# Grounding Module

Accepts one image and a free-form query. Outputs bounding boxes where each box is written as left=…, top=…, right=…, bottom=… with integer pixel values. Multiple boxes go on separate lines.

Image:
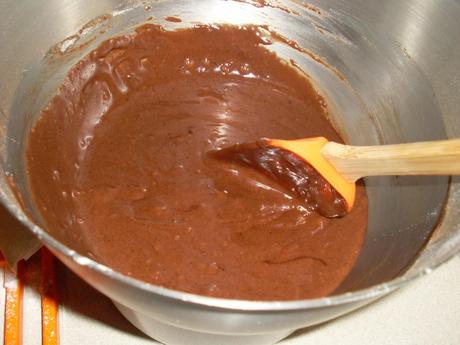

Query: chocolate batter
left=27, top=24, right=367, bottom=300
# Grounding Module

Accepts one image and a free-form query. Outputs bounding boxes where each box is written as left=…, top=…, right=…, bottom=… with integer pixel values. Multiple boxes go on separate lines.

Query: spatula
left=209, top=137, right=460, bottom=217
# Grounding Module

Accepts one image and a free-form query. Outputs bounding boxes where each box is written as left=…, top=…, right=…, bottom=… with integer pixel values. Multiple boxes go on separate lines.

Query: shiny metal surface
left=1, top=0, right=460, bottom=344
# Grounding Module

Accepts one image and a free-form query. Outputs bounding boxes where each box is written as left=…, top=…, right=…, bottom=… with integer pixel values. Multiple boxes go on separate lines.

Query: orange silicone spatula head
left=208, top=136, right=356, bottom=217
left=267, top=137, right=356, bottom=212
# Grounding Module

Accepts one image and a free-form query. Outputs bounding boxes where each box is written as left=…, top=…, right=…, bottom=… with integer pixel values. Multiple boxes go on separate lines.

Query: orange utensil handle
left=41, top=248, right=59, bottom=345
left=4, top=262, right=24, bottom=345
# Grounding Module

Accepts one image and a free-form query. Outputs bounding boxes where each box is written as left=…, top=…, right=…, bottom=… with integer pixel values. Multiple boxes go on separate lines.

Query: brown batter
left=27, top=24, right=367, bottom=300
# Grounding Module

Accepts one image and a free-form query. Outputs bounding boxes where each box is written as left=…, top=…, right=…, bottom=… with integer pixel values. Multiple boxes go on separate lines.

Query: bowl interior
left=1, top=0, right=459, bottom=300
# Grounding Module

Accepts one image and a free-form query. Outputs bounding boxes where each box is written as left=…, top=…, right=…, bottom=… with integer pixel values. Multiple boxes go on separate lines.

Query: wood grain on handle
left=321, top=139, right=460, bottom=182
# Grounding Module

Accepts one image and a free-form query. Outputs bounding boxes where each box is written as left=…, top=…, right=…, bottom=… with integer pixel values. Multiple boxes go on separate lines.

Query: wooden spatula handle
left=321, top=139, right=460, bottom=182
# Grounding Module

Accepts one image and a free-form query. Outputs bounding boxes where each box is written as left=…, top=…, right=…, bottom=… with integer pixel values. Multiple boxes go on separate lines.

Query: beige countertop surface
left=3, top=254, right=459, bottom=345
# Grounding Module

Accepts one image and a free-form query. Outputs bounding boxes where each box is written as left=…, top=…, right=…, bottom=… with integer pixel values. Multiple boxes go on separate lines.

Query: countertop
left=2, top=253, right=460, bottom=345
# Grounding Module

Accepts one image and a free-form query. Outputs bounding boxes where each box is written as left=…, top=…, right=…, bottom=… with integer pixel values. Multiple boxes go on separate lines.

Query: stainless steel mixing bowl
left=1, top=1, right=460, bottom=344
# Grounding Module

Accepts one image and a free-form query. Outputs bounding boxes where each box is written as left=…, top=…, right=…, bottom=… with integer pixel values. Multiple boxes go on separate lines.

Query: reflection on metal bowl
left=0, top=1, right=459, bottom=344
